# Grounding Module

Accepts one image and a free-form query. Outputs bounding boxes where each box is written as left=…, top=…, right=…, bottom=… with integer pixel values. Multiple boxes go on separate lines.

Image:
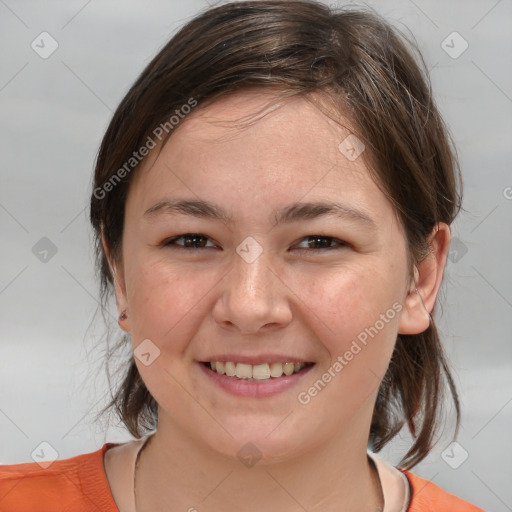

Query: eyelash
left=162, top=233, right=350, bottom=252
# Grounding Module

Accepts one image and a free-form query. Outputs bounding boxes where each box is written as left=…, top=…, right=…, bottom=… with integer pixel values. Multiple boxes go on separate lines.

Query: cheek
left=125, top=258, right=221, bottom=353
left=296, top=264, right=402, bottom=375
left=293, top=270, right=402, bottom=422
left=125, top=262, right=220, bottom=405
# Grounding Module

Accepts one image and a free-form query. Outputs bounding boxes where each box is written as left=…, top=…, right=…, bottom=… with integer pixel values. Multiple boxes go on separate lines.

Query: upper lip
left=200, top=354, right=314, bottom=365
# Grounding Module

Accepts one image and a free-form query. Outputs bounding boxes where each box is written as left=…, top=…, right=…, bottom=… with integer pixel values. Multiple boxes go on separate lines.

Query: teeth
left=235, top=363, right=252, bottom=379
left=225, top=361, right=236, bottom=377
left=269, top=362, right=283, bottom=378
left=208, top=361, right=308, bottom=379
left=216, top=361, right=226, bottom=375
left=283, top=362, right=294, bottom=376
left=253, top=364, right=271, bottom=380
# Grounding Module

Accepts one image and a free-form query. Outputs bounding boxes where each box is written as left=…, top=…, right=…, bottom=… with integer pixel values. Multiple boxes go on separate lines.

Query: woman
left=0, top=1, right=485, bottom=510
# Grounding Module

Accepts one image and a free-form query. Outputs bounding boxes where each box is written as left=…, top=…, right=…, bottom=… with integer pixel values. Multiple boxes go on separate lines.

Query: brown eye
left=165, top=233, right=215, bottom=249
left=295, top=235, right=349, bottom=251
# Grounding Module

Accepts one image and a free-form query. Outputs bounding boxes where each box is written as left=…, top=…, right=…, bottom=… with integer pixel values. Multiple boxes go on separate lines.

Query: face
left=114, top=90, right=419, bottom=462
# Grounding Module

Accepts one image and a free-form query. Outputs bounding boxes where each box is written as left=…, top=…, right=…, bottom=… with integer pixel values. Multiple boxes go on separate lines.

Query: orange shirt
left=0, top=444, right=485, bottom=512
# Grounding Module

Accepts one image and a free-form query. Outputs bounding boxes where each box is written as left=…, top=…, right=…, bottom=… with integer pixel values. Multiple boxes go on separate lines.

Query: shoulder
left=0, top=444, right=119, bottom=512
left=402, top=469, right=486, bottom=512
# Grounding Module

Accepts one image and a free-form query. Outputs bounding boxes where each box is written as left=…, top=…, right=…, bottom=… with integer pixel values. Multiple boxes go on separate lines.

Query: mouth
left=198, top=360, right=315, bottom=398
left=202, top=361, right=314, bottom=380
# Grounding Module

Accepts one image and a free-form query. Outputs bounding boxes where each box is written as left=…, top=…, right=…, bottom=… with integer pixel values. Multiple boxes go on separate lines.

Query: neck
left=135, top=411, right=383, bottom=512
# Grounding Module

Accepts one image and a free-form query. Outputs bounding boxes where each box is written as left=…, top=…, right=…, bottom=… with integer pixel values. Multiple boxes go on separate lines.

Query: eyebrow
left=143, top=198, right=378, bottom=230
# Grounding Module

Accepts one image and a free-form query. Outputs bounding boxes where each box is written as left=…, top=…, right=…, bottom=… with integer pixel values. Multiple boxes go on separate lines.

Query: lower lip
left=198, top=363, right=315, bottom=398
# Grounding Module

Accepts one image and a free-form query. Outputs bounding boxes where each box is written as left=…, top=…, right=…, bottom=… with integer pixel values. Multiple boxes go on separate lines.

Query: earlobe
left=101, top=230, right=130, bottom=332
left=398, top=279, right=433, bottom=335
left=111, top=262, right=131, bottom=333
left=398, top=223, right=451, bottom=335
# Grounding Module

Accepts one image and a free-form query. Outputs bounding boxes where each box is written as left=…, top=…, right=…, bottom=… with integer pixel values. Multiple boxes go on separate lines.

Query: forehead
left=173, top=90, right=357, bottom=161
left=128, top=89, right=400, bottom=232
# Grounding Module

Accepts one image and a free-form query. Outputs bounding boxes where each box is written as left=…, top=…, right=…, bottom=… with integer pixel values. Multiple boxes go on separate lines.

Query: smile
left=199, top=357, right=315, bottom=397
left=206, top=361, right=312, bottom=380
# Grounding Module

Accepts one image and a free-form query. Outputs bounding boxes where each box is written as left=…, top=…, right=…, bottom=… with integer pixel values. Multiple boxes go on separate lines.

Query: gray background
left=1, top=1, right=511, bottom=510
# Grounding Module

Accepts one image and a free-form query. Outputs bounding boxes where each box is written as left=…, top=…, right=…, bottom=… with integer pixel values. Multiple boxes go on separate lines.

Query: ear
left=398, top=222, right=451, bottom=335
left=101, top=230, right=130, bottom=332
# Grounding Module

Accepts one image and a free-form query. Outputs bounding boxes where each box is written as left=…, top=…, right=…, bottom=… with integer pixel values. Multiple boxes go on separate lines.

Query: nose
left=212, top=248, right=293, bottom=335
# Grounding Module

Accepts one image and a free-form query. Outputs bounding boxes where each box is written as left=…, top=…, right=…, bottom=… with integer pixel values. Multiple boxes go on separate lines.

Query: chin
left=196, top=417, right=314, bottom=466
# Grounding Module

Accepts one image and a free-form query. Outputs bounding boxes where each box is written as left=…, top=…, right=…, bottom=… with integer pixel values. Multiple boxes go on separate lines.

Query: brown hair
left=90, top=0, right=462, bottom=468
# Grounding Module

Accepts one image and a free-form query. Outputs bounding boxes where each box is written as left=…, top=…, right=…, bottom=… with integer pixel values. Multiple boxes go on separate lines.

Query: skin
left=104, top=90, right=450, bottom=512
